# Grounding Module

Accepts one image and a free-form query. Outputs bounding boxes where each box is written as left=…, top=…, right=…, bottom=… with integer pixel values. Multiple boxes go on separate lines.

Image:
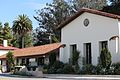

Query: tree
left=33, top=28, right=50, bottom=46
left=70, top=0, right=107, bottom=12
left=72, top=50, right=80, bottom=65
left=34, top=0, right=107, bottom=45
left=0, top=22, right=13, bottom=45
left=102, top=0, right=120, bottom=15
left=12, top=14, right=32, bottom=48
left=49, top=52, right=56, bottom=65
left=0, top=22, right=3, bottom=44
left=34, top=0, right=72, bottom=45
left=6, top=51, right=15, bottom=72
left=109, top=0, right=120, bottom=5
left=2, top=22, right=12, bottom=45
left=100, top=48, right=111, bottom=69
left=24, top=33, right=33, bottom=47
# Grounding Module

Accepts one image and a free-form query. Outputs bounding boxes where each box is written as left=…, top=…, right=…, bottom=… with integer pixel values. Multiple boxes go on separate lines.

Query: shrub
left=48, top=61, right=64, bottom=74
left=72, top=50, right=80, bottom=65
left=100, top=48, right=111, bottom=69
left=81, top=64, right=96, bottom=74
left=74, top=64, right=80, bottom=74
left=49, top=52, right=56, bottom=65
left=6, top=51, right=15, bottom=72
left=43, top=64, right=49, bottom=69
left=51, top=61, right=64, bottom=69
left=111, top=63, right=120, bottom=75
left=63, top=64, right=74, bottom=74
left=42, top=69, right=48, bottom=74
left=95, top=64, right=103, bottom=74
left=105, top=66, right=115, bottom=75
left=48, top=67, right=56, bottom=74
left=56, top=68, right=63, bottom=74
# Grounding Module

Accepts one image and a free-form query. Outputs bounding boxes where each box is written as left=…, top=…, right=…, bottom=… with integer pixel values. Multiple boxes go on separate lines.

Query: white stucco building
left=0, top=40, right=18, bottom=72
left=58, top=8, right=120, bottom=66
left=0, top=43, right=63, bottom=72
left=0, top=40, right=18, bottom=56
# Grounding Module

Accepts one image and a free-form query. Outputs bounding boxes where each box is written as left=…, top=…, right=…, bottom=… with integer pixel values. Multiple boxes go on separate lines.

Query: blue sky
left=0, top=0, right=52, bottom=29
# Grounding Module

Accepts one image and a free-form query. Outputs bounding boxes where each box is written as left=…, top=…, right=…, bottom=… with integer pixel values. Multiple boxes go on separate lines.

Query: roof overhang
left=57, top=8, right=120, bottom=29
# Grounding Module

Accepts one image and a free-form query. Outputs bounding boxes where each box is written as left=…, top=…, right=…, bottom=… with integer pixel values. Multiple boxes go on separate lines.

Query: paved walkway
left=1, top=73, right=120, bottom=80
left=45, top=74, right=120, bottom=80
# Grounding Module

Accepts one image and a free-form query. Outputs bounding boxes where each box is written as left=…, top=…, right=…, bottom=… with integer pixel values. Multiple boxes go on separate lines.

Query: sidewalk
left=1, top=73, right=120, bottom=80
left=44, top=74, right=120, bottom=80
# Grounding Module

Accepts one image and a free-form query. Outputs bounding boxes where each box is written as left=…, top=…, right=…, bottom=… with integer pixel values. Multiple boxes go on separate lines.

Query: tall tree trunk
left=22, top=36, right=24, bottom=48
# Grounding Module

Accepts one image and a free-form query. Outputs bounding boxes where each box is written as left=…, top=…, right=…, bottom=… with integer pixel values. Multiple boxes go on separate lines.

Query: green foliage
left=24, top=33, right=33, bottom=48
left=49, top=53, right=56, bottom=65
left=6, top=51, right=15, bottom=72
left=111, top=63, right=120, bottom=75
left=62, top=64, right=75, bottom=74
left=33, top=29, right=51, bottom=46
left=12, top=14, right=32, bottom=48
left=3, top=22, right=13, bottom=45
left=34, top=0, right=70, bottom=45
left=51, top=61, right=64, bottom=69
left=47, top=61, right=64, bottom=74
left=100, top=48, right=111, bottom=69
left=0, top=22, right=13, bottom=45
left=0, top=22, right=3, bottom=44
left=71, top=0, right=107, bottom=11
left=72, top=50, right=80, bottom=65
left=81, top=64, right=96, bottom=74
left=102, top=0, right=120, bottom=15
left=45, top=60, right=75, bottom=74
left=34, top=0, right=106, bottom=45
left=74, top=64, right=80, bottom=74
left=11, top=33, right=33, bottom=48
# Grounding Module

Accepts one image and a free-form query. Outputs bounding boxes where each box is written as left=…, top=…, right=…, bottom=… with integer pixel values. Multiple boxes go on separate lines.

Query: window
left=84, top=43, right=92, bottom=64
left=26, top=58, right=29, bottom=65
left=37, top=57, right=44, bottom=66
left=99, top=41, right=108, bottom=53
left=21, top=58, right=25, bottom=66
left=84, top=18, right=89, bottom=27
left=70, top=44, right=77, bottom=64
left=101, top=41, right=108, bottom=49
left=70, top=44, right=77, bottom=54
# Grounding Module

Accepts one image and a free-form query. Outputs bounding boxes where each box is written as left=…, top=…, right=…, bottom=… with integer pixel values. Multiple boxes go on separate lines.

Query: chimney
left=3, top=40, right=7, bottom=47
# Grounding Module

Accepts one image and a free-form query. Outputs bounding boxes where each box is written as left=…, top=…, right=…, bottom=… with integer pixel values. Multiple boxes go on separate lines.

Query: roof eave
left=57, top=8, right=120, bottom=29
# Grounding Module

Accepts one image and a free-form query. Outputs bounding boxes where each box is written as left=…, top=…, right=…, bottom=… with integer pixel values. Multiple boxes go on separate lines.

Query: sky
left=0, top=0, right=52, bottom=29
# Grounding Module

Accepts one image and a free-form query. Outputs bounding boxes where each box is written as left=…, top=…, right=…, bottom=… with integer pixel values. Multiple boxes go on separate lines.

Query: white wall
left=0, top=50, right=14, bottom=72
left=111, top=21, right=120, bottom=63
left=2, top=60, right=7, bottom=72
left=0, top=50, right=9, bottom=56
left=60, top=12, right=120, bottom=65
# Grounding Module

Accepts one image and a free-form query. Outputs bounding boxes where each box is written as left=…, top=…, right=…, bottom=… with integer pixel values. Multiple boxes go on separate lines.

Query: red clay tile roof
left=58, top=8, right=120, bottom=29
left=0, top=43, right=64, bottom=59
left=0, top=45, right=18, bottom=50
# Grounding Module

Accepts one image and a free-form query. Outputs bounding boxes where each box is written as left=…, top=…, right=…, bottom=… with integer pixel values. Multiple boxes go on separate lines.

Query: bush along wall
left=43, top=48, right=120, bottom=74
left=43, top=61, right=120, bottom=74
